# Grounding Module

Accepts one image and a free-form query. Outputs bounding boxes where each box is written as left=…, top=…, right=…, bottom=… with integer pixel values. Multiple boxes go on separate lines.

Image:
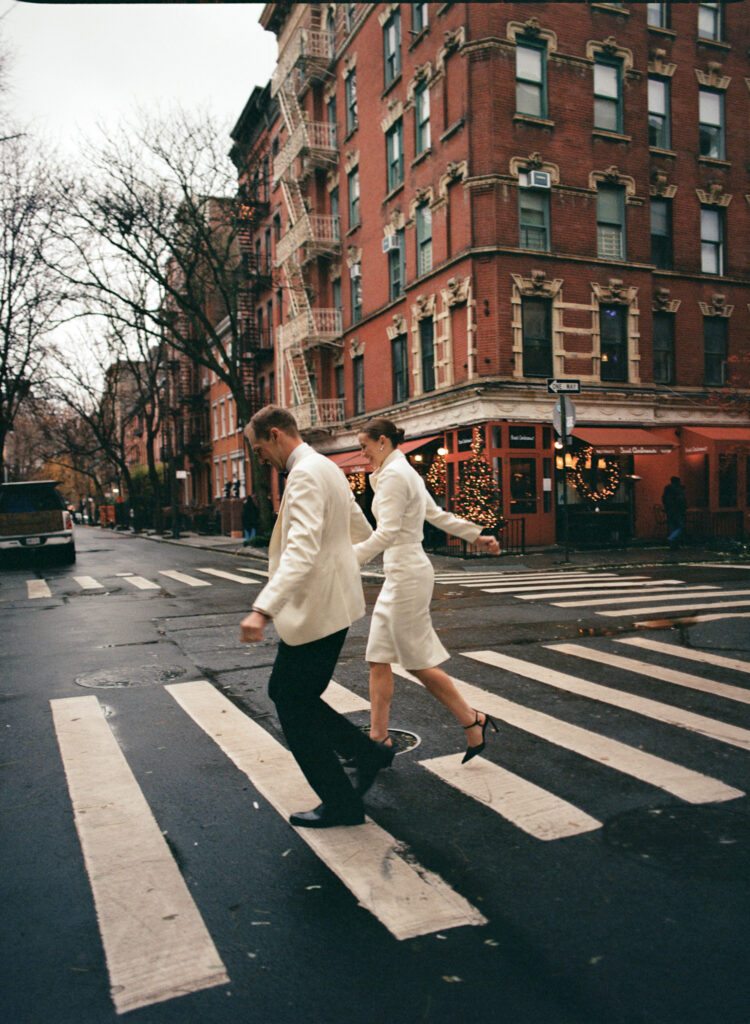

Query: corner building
left=244, top=2, right=750, bottom=547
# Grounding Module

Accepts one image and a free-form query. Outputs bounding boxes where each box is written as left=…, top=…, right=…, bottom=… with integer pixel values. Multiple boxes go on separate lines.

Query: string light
left=569, top=446, right=621, bottom=503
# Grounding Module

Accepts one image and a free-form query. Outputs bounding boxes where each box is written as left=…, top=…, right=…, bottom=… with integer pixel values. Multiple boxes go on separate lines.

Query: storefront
left=680, top=426, right=750, bottom=540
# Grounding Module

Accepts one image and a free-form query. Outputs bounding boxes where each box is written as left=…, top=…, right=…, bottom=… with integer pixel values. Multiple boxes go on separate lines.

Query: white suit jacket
left=254, top=445, right=373, bottom=646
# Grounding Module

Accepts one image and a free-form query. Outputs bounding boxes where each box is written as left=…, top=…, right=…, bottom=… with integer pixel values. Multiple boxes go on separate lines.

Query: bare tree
left=59, top=107, right=273, bottom=528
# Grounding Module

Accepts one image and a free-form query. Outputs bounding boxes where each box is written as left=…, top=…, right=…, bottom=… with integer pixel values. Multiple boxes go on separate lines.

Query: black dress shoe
left=354, top=743, right=396, bottom=797
left=289, top=803, right=365, bottom=828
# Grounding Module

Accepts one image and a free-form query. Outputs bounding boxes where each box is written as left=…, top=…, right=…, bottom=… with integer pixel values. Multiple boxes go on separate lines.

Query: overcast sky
left=2, top=2, right=278, bottom=153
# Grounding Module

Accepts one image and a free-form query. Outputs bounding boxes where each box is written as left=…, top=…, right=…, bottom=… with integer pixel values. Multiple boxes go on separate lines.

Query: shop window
left=719, top=453, right=737, bottom=508
left=522, top=298, right=552, bottom=377
left=699, top=90, right=724, bottom=160
left=510, top=458, right=537, bottom=514
left=600, top=305, right=628, bottom=382
left=650, top=197, right=672, bottom=269
left=704, top=317, right=727, bottom=385
left=353, top=354, right=365, bottom=414
left=597, top=184, right=626, bottom=260
left=420, top=318, right=435, bottom=393
left=516, top=40, right=547, bottom=118
left=391, top=334, right=409, bottom=403
left=509, top=425, right=536, bottom=449
left=594, top=58, right=623, bottom=133
left=519, top=189, right=550, bottom=252
left=653, top=312, right=675, bottom=384
left=648, top=77, right=670, bottom=149
left=383, top=11, right=401, bottom=87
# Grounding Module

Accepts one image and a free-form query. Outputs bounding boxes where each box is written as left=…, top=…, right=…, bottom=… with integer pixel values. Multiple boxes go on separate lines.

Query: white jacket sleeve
left=352, top=471, right=409, bottom=565
left=424, top=487, right=483, bottom=543
left=348, top=489, right=373, bottom=544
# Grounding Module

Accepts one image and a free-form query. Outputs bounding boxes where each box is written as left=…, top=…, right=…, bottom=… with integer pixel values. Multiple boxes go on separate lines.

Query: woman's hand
left=475, top=535, right=501, bottom=556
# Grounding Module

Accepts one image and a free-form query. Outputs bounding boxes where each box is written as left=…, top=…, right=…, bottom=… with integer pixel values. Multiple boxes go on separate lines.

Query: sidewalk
left=135, top=528, right=748, bottom=572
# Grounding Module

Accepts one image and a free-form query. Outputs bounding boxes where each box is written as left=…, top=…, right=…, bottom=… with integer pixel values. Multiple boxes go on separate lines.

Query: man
left=240, top=406, right=393, bottom=828
left=662, top=475, right=687, bottom=550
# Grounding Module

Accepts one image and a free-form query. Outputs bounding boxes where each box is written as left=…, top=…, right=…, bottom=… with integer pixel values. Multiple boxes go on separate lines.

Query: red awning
left=401, top=435, right=440, bottom=455
left=682, top=426, right=750, bottom=453
left=326, top=435, right=441, bottom=474
left=573, top=427, right=676, bottom=455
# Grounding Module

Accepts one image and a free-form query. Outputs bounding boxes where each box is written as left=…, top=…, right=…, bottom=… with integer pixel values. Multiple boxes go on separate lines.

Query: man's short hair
left=248, top=405, right=300, bottom=440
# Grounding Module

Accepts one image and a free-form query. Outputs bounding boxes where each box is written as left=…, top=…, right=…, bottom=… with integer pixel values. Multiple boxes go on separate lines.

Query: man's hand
left=240, top=610, right=269, bottom=643
left=475, top=535, right=501, bottom=556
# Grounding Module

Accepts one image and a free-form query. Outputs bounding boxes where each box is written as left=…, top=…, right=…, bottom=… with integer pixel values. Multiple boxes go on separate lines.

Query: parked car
left=0, top=480, right=75, bottom=564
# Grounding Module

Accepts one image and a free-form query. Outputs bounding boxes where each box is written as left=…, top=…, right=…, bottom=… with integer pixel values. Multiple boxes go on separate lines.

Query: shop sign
left=509, top=426, right=536, bottom=448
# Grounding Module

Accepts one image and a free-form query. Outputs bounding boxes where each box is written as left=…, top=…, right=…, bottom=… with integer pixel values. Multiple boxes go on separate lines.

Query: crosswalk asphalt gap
left=47, top=632, right=750, bottom=1013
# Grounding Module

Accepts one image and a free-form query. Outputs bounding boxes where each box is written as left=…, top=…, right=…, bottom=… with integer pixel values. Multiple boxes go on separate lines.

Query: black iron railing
left=424, top=518, right=526, bottom=558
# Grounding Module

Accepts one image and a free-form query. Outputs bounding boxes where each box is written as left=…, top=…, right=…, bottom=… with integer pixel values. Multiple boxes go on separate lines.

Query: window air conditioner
left=520, top=170, right=551, bottom=189
left=382, top=234, right=400, bottom=254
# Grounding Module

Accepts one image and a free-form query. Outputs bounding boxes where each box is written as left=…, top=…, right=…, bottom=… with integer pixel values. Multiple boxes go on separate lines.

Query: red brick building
left=230, top=1, right=750, bottom=546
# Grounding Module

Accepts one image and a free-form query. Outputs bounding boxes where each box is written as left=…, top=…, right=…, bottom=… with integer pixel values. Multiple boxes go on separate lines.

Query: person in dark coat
left=662, top=476, right=687, bottom=549
left=242, top=492, right=259, bottom=543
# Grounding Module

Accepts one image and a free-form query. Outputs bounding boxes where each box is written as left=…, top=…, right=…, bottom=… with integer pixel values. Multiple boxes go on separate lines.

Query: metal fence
left=424, top=518, right=526, bottom=558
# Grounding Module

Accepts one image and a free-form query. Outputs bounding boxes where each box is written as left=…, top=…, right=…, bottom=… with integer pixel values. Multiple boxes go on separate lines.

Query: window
left=600, top=305, right=628, bottom=382
left=650, top=197, right=672, bottom=269
left=351, top=267, right=362, bottom=324
left=383, top=11, right=401, bottom=87
left=597, top=185, right=626, bottom=260
left=416, top=203, right=432, bottom=276
left=652, top=312, right=674, bottom=384
left=348, top=168, right=360, bottom=227
left=391, top=335, right=409, bottom=403
left=353, top=355, right=365, bottom=415
left=647, top=3, right=669, bottom=28
left=698, top=2, right=722, bottom=40
left=648, top=77, right=670, bottom=149
left=594, top=59, right=622, bottom=133
left=388, top=229, right=406, bottom=300
left=219, top=400, right=226, bottom=438
left=345, top=72, right=358, bottom=134
left=227, top=398, right=235, bottom=435
left=701, top=207, right=724, bottom=275
left=699, top=89, right=724, bottom=159
left=326, top=95, right=337, bottom=133
left=332, top=276, right=342, bottom=314
left=335, top=364, right=345, bottom=401
left=519, top=189, right=549, bottom=251
left=420, top=318, right=435, bottom=392
left=415, top=84, right=431, bottom=155
left=212, top=403, right=219, bottom=441
left=386, top=119, right=404, bottom=191
left=516, top=41, right=546, bottom=118
left=704, top=317, right=727, bottom=385
left=330, top=186, right=339, bottom=220
left=719, top=453, right=737, bottom=508
left=273, top=213, right=281, bottom=242
left=522, top=298, right=552, bottom=377
left=413, top=2, right=428, bottom=34
left=510, top=459, right=537, bottom=515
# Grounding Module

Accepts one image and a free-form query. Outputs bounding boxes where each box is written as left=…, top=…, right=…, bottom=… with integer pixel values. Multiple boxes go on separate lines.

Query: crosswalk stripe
left=551, top=586, right=720, bottom=607
left=196, top=567, right=258, bottom=584
left=73, top=575, right=104, bottom=590
left=50, top=695, right=229, bottom=1014
left=391, top=666, right=741, bottom=804
left=123, top=575, right=161, bottom=591
left=159, top=570, right=212, bottom=588
left=599, top=597, right=750, bottom=617
left=27, top=579, right=51, bottom=598
left=323, top=680, right=370, bottom=713
left=617, top=637, right=750, bottom=676
left=466, top=650, right=750, bottom=753
left=549, top=642, right=750, bottom=708
left=420, top=754, right=601, bottom=841
left=474, top=577, right=657, bottom=593
left=166, top=680, right=486, bottom=941
left=234, top=566, right=270, bottom=578
left=438, top=572, right=624, bottom=584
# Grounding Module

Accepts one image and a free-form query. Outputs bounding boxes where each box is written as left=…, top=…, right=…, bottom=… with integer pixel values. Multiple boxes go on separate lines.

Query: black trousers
left=268, top=628, right=374, bottom=814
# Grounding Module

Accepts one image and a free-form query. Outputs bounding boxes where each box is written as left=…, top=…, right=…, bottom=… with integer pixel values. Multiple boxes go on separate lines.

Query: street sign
left=553, top=398, right=576, bottom=437
left=547, top=378, right=581, bottom=394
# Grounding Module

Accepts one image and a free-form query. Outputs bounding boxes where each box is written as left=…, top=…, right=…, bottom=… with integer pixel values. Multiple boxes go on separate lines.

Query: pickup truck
left=0, top=480, right=76, bottom=564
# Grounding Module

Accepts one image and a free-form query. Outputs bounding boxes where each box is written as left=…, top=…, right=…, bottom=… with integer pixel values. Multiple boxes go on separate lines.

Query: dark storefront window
left=719, top=453, right=737, bottom=508
left=510, top=458, right=537, bottom=514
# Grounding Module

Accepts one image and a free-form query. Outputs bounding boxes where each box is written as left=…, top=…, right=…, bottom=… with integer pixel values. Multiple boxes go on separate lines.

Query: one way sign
left=547, top=378, right=581, bottom=394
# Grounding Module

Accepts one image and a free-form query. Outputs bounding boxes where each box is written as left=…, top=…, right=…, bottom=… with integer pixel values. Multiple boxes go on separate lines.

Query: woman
left=353, top=418, right=500, bottom=763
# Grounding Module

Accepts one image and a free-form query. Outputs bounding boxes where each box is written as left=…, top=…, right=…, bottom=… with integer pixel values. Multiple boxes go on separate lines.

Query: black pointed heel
left=461, top=710, right=498, bottom=764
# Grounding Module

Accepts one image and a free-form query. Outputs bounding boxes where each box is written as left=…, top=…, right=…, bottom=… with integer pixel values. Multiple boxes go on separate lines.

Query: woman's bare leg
left=368, top=662, right=394, bottom=743
left=411, top=665, right=486, bottom=747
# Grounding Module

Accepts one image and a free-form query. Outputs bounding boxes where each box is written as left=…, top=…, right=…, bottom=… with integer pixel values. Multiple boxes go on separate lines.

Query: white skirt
left=365, top=544, right=449, bottom=670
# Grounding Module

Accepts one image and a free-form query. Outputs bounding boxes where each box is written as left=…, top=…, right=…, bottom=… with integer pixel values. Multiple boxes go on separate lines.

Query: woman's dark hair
left=360, top=417, right=405, bottom=448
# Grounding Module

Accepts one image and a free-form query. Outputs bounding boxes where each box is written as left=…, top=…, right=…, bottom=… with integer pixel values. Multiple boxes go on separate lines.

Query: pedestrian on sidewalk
left=662, top=475, right=687, bottom=550
left=239, top=406, right=393, bottom=828
left=242, top=492, right=259, bottom=544
left=353, top=418, right=501, bottom=763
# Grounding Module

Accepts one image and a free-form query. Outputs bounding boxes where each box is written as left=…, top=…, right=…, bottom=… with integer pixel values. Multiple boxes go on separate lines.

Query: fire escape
left=271, top=24, right=343, bottom=431
left=236, top=175, right=273, bottom=415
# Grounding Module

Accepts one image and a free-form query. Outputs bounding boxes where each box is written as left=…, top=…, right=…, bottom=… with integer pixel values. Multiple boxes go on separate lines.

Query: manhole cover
left=354, top=726, right=421, bottom=755
left=603, top=805, right=750, bottom=879
left=75, top=665, right=188, bottom=689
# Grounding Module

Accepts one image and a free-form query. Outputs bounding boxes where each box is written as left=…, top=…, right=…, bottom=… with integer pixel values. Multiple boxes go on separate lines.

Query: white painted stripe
left=476, top=577, right=655, bottom=593
left=440, top=573, right=624, bottom=585
left=599, top=597, right=750, bottom=618
left=124, top=575, right=161, bottom=591
left=617, top=637, right=750, bottom=676
left=549, top=643, right=750, bottom=707
left=552, top=586, right=720, bottom=607
left=466, top=650, right=750, bottom=753
left=50, top=696, right=228, bottom=1014
left=73, top=576, right=104, bottom=590
left=392, top=667, right=741, bottom=804
left=27, top=579, right=51, bottom=598
left=234, top=567, right=270, bottom=578
left=636, top=611, right=750, bottom=627
left=421, top=754, right=601, bottom=841
left=196, top=567, right=258, bottom=585
left=166, top=681, right=486, bottom=941
left=159, top=570, right=212, bottom=588
left=690, top=563, right=750, bottom=571
left=323, top=680, right=370, bottom=713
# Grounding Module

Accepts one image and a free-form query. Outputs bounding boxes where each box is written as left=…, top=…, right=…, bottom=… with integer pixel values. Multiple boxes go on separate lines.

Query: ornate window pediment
left=344, top=150, right=360, bottom=175
left=412, top=293, right=436, bottom=320
left=386, top=313, right=408, bottom=340
left=586, top=37, right=634, bottom=73
left=653, top=287, right=680, bottom=314
left=590, top=165, right=637, bottom=199
left=696, top=182, right=732, bottom=206
left=346, top=246, right=362, bottom=269
left=442, top=276, right=471, bottom=307
left=695, top=63, right=730, bottom=90
left=436, top=26, right=465, bottom=73
left=384, top=208, right=406, bottom=234
left=650, top=169, right=677, bottom=199
left=349, top=336, right=364, bottom=358
left=592, top=278, right=637, bottom=305
left=406, top=62, right=434, bottom=106
left=381, top=99, right=404, bottom=134
left=648, top=49, right=676, bottom=77
left=438, top=160, right=468, bottom=200
left=507, top=17, right=558, bottom=53
left=699, top=293, right=733, bottom=317
left=408, top=186, right=436, bottom=223
left=510, top=152, right=561, bottom=184
left=511, top=270, right=563, bottom=299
